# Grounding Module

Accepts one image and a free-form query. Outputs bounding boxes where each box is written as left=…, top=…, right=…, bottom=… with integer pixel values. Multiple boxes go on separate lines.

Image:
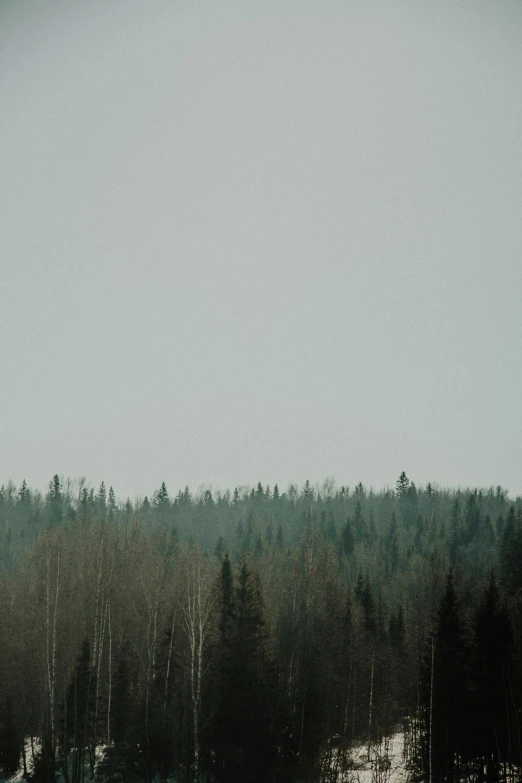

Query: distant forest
left=1, top=474, right=522, bottom=782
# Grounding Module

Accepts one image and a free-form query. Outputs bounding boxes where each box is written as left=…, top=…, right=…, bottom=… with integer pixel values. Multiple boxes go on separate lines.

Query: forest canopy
left=1, top=474, right=521, bottom=782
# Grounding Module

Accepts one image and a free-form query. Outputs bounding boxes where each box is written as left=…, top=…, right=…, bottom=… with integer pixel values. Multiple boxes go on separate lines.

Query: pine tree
left=254, top=534, right=264, bottom=558
left=384, top=513, right=399, bottom=574
left=470, top=571, right=513, bottom=781
left=449, top=499, right=462, bottom=564
left=352, top=501, right=366, bottom=541
left=213, top=559, right=275, bottom=782
left=396, top=472, right=410, bottom=498
left=61, top=640, right=97, bottom=783
left=96, top=482, right=107, bottom=516
left=341, top=516, right=355, bottom=556
left=326, top=511, right=337, bottom=542
left=46, top=474, right=63, bottom=525
left=107, top=486, right=117, bottom=520
left=499, top=506, right=519, bottom=593
left=422, top=570, right=469, bottom=783
left=209, top=554, right=236, bottom=778
left=18, top=479, right=29, bottom=503
left=155, top=482, right=169, bottom=507
left=464, top=492, right=481, bottom=543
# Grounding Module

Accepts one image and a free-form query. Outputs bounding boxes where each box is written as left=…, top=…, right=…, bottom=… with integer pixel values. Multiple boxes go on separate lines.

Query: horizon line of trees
left=0, top=473, right=522, bottom=782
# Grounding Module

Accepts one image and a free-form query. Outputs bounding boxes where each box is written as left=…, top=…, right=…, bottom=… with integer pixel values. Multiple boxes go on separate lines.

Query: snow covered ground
left=325, top=731, right=410, bottom=783
left=3, top=731, right=411, bottom=783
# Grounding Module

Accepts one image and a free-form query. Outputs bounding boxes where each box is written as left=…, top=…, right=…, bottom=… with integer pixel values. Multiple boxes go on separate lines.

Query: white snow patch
left=325, top=731, right=411, bottom=783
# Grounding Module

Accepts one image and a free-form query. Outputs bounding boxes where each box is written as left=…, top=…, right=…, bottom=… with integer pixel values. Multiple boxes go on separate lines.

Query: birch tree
left=179, top=547, right=216, bottom=781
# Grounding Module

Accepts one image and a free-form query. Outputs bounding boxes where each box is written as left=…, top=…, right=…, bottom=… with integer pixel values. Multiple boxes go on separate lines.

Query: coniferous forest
left=1, top=474, right=522, bottom=783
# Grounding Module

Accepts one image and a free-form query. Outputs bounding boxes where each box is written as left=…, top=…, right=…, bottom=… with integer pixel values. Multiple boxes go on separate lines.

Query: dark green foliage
left=46, top=474, right=64, bottom=525
left=341, top=516, right=354, bottom=555
left=0, top=476, right=521, bottom=782
left=422, top=570, right=470, bottom=782
left=499, top=506, right=521, bottom=593
left=396, top=471, right=410, bottom=498
left=469, top=571, right=514, bottom=780
left=60, top=639, right=97, bottom=783
left=211, top=557, right=276, bottom=782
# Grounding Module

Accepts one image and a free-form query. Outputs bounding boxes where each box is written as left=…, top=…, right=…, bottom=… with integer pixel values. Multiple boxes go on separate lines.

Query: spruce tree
left=396, top=471, right=410, bottom=498
left=215, top=559, right=275, bottom=783
left=470, top=571, right=513, bottom=781
left=341, top=516, right=355, bottom=556
left=423, top=570, right=470, bottom=783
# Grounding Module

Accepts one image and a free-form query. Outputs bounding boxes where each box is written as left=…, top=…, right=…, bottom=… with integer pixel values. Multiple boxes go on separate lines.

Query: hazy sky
left=1, top=0, right=521, bottom=500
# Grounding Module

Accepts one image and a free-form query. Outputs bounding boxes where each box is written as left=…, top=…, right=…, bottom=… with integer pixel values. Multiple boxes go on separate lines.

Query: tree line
left=0, top=473, right=521, bottom=782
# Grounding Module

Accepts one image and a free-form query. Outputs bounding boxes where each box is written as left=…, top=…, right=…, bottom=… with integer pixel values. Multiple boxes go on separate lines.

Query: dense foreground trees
left=0, top=475, right=521, bottom=781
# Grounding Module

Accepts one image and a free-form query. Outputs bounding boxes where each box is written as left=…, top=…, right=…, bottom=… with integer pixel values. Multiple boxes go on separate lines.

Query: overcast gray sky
left=1, top=0, right=521, bottom=500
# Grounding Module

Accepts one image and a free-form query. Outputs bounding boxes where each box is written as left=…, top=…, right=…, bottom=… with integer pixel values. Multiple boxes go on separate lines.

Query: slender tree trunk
left=163, top=611, right=176, bottom=713
left=343, top=658, right=353, bottom=739
left=181, top=555, right=214, bottom=781
left=352, top=665, right=357, bottom=742
left=429, top=637, right=435, bottom=783
left=299, top=679, right=307, bottom=762
left=63, top=674, right=69, bottom=783
left=22, top=735, right=28, bottom=779
left=94, top=593, right=110, bottom=743
left=107, top=603, right=112, bottom=745
left=92, top=547, right=104, bottom=673
left=46, top=548, right=60, bottom=756
left=368, top=653, right=375, bottom=761
left=502, top=668, right=512, bottom=780
left=507, top=668, right=521, bottom=775
left=73, top=670, right=78, bottom=783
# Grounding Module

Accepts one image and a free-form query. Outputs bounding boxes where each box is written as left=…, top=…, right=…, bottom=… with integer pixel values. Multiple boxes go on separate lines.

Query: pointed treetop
left=156, top=481, right=169, bottom=506
left=395, top=472, right=410, bottom=498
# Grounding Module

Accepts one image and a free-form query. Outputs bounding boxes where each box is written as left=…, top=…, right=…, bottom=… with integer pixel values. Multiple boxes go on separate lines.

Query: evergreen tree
left=384, top=512, right=399, bottom=574
left=396, top=471, right=410, bottom=498
left=352, top=501, right=365, bottom=540
left=254, top=534, right=264, bottom=558
left=61, top=640, right=97, bottom=783
left=18, top=479, right=29, bottom=503
left=46, top=474, right=63, bottom=525
left=341, top=516, right=355, bottom=556
left=464, top=492, right=481, bottom=543
left=499, top=506, right=520, bottom=593
left=326, top=511, right=337, bottom=542
left=107, top=486, right=117, bottom=520
left=96, top=481, right=107, bottom=516
left=214, top=559, right=275, bottom=782
left=422, top=570, right=470, bottom=783
left=470, top=571, right=513, bottom=781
